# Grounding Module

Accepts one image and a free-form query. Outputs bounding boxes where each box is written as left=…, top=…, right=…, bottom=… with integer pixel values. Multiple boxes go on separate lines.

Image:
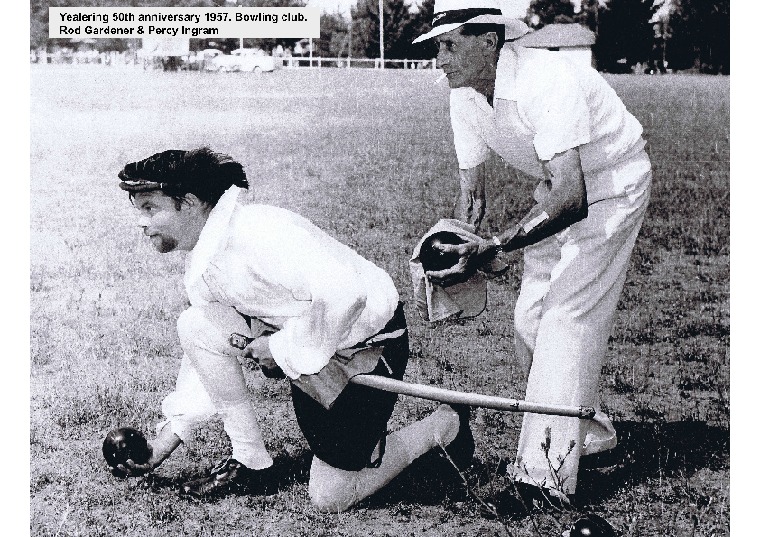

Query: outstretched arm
left=454, top=163, right=487, bottom=231
left=114, top=425, right=182, bottom=477
left=492, top=147, right=588, bottom=253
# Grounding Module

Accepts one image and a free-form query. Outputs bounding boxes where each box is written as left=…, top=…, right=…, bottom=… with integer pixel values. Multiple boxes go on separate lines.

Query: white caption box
left=49, top=7, right=320, bottom=39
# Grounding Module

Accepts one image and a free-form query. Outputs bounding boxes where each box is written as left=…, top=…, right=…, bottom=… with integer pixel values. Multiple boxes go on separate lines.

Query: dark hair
left=460, top=23, right=506, bottom=51
left=118, top=147, right=248, bottom=207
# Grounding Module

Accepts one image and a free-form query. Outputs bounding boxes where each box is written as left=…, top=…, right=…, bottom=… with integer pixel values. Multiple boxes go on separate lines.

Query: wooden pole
left=348, top=16, right=352, bottom=68
left=351, top=374, right=596, bottom=418
left=378, top=0, right=384, bottom=69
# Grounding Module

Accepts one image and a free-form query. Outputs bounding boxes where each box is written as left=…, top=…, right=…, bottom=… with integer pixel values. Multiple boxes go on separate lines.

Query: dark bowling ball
left=569, top=513, right=617, bottom=537
left=419, top=231, right=465, bottom=272
left=102, top=427, right=151, bottom=470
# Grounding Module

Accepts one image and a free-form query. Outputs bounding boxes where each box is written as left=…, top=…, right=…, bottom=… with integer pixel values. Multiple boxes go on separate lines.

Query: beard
left=150, top=234, right=178, bottom=253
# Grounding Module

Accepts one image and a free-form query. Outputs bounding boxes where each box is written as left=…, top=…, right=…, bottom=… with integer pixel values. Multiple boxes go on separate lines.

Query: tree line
left=32, top=0, right=729, bottom=74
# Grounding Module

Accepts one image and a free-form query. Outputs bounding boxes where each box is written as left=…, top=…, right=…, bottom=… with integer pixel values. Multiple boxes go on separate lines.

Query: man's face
left=132, top=191, right=206, bottom=253
left=435, top=27, right=496, bottom=91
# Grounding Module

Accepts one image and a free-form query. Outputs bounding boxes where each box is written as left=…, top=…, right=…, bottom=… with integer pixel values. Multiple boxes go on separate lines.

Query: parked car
left=195, top=49, right=224, bottom=71
left=231, top=49, right=275, bottom=73
left=206, top=53, right=238, bottom=72
left=206, top=48, right=275, bottom=73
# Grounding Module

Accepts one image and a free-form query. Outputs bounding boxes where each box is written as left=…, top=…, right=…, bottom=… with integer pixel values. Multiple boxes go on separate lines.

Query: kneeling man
left=114, top=147, right=472, bottom=511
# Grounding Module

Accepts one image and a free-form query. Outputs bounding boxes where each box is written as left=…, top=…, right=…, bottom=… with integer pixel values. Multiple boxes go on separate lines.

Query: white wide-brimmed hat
left=413, top=0, right=530, bottom=44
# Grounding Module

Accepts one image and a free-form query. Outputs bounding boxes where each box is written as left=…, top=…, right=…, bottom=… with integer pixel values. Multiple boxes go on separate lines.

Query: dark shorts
left=290, top=304, right=409, bottom=472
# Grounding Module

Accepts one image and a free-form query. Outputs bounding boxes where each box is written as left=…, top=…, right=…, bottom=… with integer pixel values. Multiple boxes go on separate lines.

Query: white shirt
left=450, top=43, right=647, bottom=203
left=184, top=186, right=399, bottom=380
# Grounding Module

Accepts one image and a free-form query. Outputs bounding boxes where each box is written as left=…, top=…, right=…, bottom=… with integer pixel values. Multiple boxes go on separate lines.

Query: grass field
left=30, top=65, right=729, bottom=536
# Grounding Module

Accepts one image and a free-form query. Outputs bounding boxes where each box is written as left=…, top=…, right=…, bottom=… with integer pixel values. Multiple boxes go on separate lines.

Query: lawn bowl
left=102, top=427, right=151, bottom=471
left=569, top=513, right=617, bottom=537
left=419, top=231, right=465, bottom=272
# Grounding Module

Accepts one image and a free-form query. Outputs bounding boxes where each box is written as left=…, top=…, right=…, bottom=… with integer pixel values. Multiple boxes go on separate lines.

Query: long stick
left=228, top=333, right=595, bottom=419
left=350, top=374, right=596, bottom=419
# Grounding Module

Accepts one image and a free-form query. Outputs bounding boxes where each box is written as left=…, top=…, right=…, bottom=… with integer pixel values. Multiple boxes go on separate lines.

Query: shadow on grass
left=575, top=420, right=729, bottom=505
left=359, top=449, right=473, bottom=508
left=364, top=419, right=729, bottom=514
left=132, top=420, right=727, bottom=511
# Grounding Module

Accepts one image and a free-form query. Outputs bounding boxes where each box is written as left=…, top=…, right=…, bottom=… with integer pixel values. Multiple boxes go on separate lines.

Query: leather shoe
left=568, top=513, right=618, bottom=537
left=440, top=404, right=475, bottom=470
left=579, top=447, right=626, bottom=473
left=485, top=482, right=574, bottom=517
left=180, top=458, right=267, bottom=500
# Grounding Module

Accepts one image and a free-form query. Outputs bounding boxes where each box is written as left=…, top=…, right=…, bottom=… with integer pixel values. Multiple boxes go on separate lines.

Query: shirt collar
left=494, top=42, right=520, bottom=101
left=184, top=185, right=243, bottom=288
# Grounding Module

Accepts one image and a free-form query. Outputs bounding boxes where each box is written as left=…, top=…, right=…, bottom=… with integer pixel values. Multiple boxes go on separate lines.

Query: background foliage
left=32, top=0, right=730, bottom=73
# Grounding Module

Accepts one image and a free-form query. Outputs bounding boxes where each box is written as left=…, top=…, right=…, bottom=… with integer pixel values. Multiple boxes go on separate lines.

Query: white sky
left=305, top=0, right=358, bottom=15
left=303, top=1, right=686, bottom=19
left=305, top=0, right=535, bottom=17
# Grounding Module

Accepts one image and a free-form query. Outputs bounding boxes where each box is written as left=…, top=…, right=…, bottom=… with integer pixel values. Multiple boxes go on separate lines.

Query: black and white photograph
left=28, top=0, right=731, bottom=535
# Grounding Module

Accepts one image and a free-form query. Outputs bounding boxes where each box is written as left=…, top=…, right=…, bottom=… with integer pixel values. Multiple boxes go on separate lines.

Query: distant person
left=413, top=0, right=652, bottom=511
left=112, top=148, right=473, bottom=511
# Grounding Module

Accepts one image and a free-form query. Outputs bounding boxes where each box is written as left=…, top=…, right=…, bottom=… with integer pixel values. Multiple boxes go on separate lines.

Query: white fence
left=283, top=57, right=437, bottom=70
left=31, top=50, right=437, bottom=71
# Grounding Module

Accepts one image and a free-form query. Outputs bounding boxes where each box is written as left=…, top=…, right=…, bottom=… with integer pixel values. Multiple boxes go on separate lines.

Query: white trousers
left=159, top=302, right=460, bottom=508
left=160, top=303, right=274, bottom=470
left=512, top=152, right=651, bottom=494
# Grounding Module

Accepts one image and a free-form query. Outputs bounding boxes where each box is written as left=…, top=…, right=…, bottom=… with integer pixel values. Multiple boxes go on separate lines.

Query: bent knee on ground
left=309, top=479, right=358, bottom=513
left=308, top=461, right=359, bottom=513
left=176, top=304, right=250, bottom=355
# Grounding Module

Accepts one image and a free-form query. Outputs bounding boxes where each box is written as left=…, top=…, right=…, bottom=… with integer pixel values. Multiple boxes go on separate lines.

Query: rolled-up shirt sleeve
left=450, top=88, right=491, bottom=170
left=523, top=64, right=591, bottom=161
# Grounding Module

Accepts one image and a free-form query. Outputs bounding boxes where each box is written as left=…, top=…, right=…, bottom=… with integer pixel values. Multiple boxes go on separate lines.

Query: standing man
left=413, top=0, right=652, bottom=508
left=113, top=147, right=472, bottom=511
